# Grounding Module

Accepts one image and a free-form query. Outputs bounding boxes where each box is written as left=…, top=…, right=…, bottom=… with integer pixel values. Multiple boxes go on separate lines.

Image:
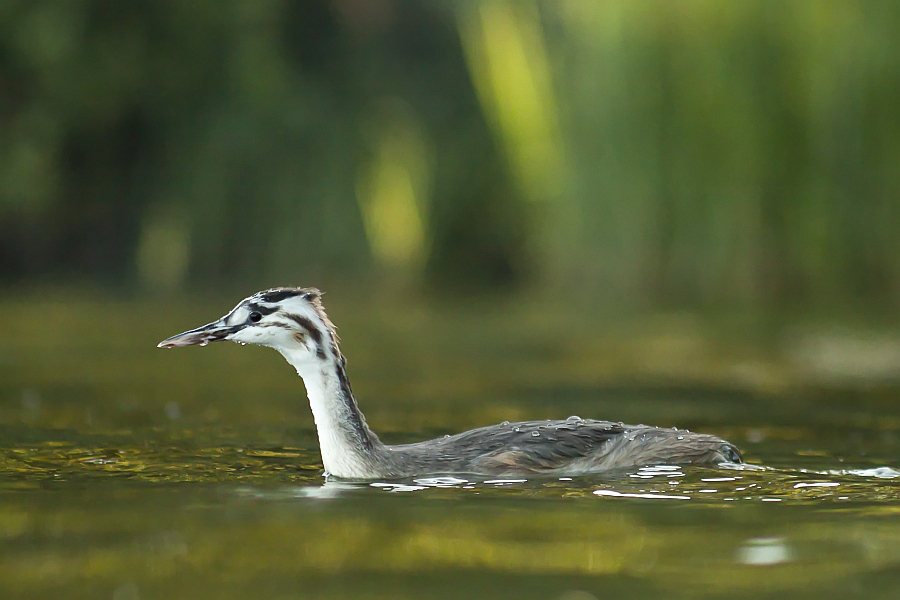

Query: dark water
left=0, top=296, right=898, bottom=599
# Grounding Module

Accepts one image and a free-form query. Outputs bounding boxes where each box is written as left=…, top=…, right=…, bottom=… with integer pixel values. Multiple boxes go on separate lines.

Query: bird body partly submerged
left=158, top=287, right=742, bottom=479
left=380, top=418, right=740, bottom=478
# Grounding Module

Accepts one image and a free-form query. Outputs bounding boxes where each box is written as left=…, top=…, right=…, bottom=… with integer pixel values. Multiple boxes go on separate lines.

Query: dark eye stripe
left=210, top=325, right=244, bottom=341
left=246, top=302, right=277, bottom=316
left=283, top=314, right=323, bottom=345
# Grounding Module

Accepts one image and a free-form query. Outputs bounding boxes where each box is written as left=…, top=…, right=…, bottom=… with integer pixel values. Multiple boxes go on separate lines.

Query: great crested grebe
left=158, top=287, right=742, bottom=479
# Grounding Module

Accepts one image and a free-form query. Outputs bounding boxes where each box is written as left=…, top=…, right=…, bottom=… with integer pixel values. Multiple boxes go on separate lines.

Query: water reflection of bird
left=158, top=288, right=742, bottom=479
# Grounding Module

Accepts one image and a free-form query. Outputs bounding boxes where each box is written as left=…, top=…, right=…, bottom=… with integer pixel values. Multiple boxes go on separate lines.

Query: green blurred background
left=1, top=6, right=900, bottom=598
left=3, top=0, right=900, bottom=405
left=3, top=0, right=899, bottom=307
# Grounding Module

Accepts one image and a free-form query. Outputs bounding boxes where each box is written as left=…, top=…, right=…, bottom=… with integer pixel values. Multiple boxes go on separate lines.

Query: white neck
left=277, top=347, right=381, bottom=478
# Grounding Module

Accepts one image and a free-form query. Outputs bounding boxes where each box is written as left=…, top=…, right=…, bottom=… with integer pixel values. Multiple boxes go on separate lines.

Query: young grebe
left=158, top=287, right=742, bottom=479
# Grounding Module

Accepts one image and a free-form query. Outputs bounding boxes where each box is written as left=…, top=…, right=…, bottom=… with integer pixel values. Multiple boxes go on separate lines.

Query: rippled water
left=1, top=297, right=898, bottom=599
left=1, top=435, right=897, bottom=600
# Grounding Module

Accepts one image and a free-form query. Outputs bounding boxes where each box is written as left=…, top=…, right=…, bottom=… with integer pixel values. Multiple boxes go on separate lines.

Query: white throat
left=277, top=347, right=379, bottom=478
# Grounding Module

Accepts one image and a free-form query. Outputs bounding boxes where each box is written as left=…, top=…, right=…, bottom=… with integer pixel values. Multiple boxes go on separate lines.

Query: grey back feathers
left=375, top=419, right=741, bottom=478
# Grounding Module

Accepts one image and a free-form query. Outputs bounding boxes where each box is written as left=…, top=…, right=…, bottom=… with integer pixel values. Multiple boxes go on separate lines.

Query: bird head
left=157, top=287, right=335, bottom=367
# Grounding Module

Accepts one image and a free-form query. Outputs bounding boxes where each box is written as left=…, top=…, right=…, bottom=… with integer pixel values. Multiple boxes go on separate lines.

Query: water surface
left=0, top=296, right=898, bottom=599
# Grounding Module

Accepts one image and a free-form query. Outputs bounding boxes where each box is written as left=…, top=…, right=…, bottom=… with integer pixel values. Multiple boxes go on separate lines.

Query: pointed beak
left=157, top=319, right=236, bottom=348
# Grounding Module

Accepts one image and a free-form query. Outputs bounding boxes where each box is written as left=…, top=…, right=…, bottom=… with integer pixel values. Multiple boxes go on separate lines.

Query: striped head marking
left=158, top=287, right=335, bottom=364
